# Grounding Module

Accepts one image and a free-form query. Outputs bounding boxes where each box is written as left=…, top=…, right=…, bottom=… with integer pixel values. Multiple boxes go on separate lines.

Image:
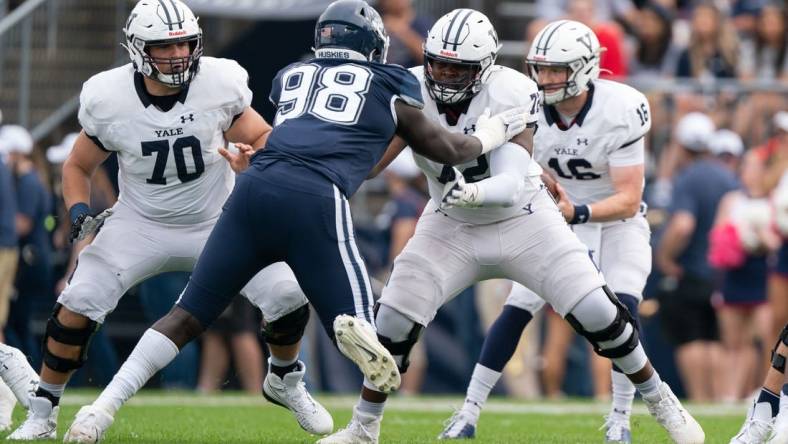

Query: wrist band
left=570, top=204, right=591, bottom=224
left=69, top=202, right=90, bottom=224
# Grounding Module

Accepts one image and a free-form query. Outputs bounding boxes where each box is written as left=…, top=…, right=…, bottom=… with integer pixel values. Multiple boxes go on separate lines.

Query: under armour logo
left=463, top=124, right=476, bottom=135
left=180, top=114, right=194, bottom=124
left=522, top=203, right=533, bottom=215
left=577, top=138, right=589, bottom=146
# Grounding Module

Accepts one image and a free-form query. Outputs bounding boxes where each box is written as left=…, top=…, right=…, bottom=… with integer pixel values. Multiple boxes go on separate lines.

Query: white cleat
left=7, top=396, right=58, bottom=440
left=437, top=409, right=477, bottom=439
left=0, top=345, right=39, bottom=409
left=262, top=360, right=333, bottom=435
left=63, top=405, right=114, bottom=443
left=769, top=406, right=788, bottom=444
left=316, top=407, right=380, bottom=444
left=333, top=315, right=400, bottom=394
left=601, top=414, right=632, bottom=444
left=643, top=382, right=705, bottom=444
left=730, top=402, right=774, bottom=444
left=0, top=381, right=15, bottom=431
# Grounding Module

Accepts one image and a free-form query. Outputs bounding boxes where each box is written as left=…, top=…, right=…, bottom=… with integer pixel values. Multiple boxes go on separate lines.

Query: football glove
left=441, top=167, right=484, bottom=209
left=70, top=208, right=113, bottom=242
left=471, top=107, right=528, bottom=154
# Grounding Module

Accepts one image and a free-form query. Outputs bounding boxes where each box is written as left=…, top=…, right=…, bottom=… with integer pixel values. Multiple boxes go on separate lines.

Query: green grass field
left=2, top=391, right=745, bottom=443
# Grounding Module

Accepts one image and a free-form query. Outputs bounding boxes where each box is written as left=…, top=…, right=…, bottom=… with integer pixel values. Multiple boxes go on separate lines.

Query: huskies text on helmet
left=526, top=20, right=601, bottom=105
left=122, top=0, right=203, bottom=88
left=423, top=9, right=501, bottom=105
left=314, top=0, right=389, bottom=63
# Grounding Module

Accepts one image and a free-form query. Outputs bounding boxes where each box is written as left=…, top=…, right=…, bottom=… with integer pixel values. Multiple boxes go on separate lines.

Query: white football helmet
left=423, top=9, right=501, bottom=104
left=526, top=20, right=601, bottom=105
left=122, top=0, right=203, bottom=88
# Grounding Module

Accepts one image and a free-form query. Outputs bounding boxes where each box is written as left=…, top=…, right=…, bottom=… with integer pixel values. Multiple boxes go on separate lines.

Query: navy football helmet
left=314, top=0, right=389, bottom=63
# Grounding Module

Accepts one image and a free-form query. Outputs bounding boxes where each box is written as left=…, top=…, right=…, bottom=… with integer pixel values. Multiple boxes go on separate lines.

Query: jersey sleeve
left=608, top=88, right=650, bottom=167
left=487, top=68, right=540, bottom=126
left=217, top=59, right=253, bottom=132
left=375, top=64, right=423, bottom=109
left=77, top=76, right=113, bottom=152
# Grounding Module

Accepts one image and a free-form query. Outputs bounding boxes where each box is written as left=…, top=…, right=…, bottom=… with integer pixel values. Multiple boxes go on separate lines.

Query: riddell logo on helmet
left=169, top=30, right=187, bottom=37
left=439, top=49, right=458, bottom=58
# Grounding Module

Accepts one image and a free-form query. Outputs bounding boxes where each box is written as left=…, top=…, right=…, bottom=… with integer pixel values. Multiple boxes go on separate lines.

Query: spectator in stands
left=0, top=130, right=17, bottom=347
left=710, top=149, right=777, bottom=402
left=629, top=1, right=680, bottom=79
left=536, top=0, right=637, bottom=27
left=656, top=112, right=738, bottom=402
left=566, top=0, right=629, bottom=77
left=198, top=296, right=264, bottom=394
left=377, top=0, right=430, bottom=68
left=0, top=125, right=52, bottom=359
left=734, top=2, right=788, bottom=144
left=675, top=1, right=739, bottom=79
left=711, top=128, right=745, bottom=173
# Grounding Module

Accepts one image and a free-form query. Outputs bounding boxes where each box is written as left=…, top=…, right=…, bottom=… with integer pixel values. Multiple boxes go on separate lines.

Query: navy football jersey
left=255, top=58, right=423, bottom=197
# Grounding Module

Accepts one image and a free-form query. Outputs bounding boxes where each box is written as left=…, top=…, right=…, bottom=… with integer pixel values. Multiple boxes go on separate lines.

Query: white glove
left=73, top=208, right=113, bottom=241
left=441, top=167, right=484, bottom=209
left=471, top=107, right=528, bottom=154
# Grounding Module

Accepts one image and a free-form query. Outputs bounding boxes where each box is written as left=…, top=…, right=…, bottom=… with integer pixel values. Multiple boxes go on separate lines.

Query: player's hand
left=219, top=143, right=254, bottom=173
left=70, top=209, right=112, bottom=242
left=554, top=183, right=575, bottom=223
left=441, top=167, right=483, bottom=209
left=471, top=107, right=528, bottom=154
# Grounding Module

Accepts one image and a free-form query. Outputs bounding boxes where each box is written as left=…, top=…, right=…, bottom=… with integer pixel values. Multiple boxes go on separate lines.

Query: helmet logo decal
left=442, top=9, right=473, bottom=51
left=156, top=0, right=184, bottom=31
left=439, top=49, right=458, bottom=58
left=534, top=20, right=568, bottom=56
left=488, top=28, right=498, bottom=47
left=576, top=32, right=593, bottom=53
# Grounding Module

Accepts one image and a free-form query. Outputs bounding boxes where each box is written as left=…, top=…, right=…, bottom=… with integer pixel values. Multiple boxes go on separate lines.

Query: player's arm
left=62, top=131, right=110, bottom=212
left=221, top=106, right=273, bottom=173
left=442, top=127, right=535, bottom=208
left=368, top=136, right=407, bottom=179
left=559, top=164, right=644, bottom=223
left=394, top=100, right=527, bottom=165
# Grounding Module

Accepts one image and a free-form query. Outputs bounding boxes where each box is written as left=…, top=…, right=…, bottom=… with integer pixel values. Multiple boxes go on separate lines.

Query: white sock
left=93, top=329, right=178, bottom=416
left=357, top=397, right=385, bottom=418
left=463, top=364, right=501, bottom=421
left=633, top=371, right=662, bottom=400
left=781, top=389, right=788, bottom=414
left=611, top=370, right=635, bottom=421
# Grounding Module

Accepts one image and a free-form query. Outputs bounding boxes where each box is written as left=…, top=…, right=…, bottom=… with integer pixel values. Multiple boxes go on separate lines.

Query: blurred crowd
left=0, top=0, right=787, bottom=401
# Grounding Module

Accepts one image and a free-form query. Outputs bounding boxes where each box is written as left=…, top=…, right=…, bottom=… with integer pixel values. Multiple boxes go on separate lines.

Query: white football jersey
left=78, top=57, right=251, bottom=224
left=408, top=65, right=542, bottom=224
left=533, top=79, right=650, bottom=205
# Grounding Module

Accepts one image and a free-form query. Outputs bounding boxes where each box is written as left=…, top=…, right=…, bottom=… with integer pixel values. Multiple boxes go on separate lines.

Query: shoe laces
left=600, top=415, right=629, bottom=440
left=442, top=409, right=472, bottom=435
left=284, top=380, right=318, bottom=414
left=735, top=418, right=773, bottom=442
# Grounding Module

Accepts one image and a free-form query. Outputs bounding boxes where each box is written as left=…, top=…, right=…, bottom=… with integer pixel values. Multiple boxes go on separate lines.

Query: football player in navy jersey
left=64, top=0, right=528, bottom=440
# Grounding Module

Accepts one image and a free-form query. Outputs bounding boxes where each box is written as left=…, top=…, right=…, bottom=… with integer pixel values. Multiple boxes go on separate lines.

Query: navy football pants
left=177, top=169, right=375, bottom=337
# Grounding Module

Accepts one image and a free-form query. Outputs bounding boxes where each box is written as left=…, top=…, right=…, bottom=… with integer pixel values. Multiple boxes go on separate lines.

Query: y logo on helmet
left=576, top=32, right=594, bottom=53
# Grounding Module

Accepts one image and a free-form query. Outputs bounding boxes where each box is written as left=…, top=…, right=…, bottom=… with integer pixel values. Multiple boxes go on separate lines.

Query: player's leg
left=65, top=176, right=275, bottom=443
left=243, top=262, right=332, bottom=435
left=440, top=283, right=544, bottom=439
left=0, top=246, right=21, bottom=431
left=10, top=206, right=168, bottom=441
left=505, top=191, right=703, bottom=443
left=731, top=324, right=788, bottom=443
left=597, top=218, right=651, bottom=443
left=320, top=209, right=479, bottom=444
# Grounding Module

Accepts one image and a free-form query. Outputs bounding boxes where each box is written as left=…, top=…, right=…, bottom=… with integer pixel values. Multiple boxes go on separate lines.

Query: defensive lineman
left=441, top=20, right=654, bottom=443
left=321, top=14, right=703, bottom=444
left=63, top=0, right=528, bottom=441
left=6, top=1, right=332, bottom=441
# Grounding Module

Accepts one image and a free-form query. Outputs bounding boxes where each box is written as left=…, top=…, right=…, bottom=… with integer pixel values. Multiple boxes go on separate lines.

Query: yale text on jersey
left=155, top=127, right=184, bottom=138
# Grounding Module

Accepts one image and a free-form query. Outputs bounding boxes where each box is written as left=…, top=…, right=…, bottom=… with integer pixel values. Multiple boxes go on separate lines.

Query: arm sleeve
left=475, top=142, right=531, bottom=207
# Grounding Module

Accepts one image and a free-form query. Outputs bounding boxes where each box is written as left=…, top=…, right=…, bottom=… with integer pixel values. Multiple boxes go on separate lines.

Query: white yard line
left=58, top=393, right=744, bottom=416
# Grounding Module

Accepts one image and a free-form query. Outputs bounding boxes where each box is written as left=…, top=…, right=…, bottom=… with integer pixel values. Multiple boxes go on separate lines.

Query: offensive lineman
left=63, top=0, right=528, bottom=442
left=440, top=20, right=654, bottom=443
left=321, top=13, right=703, bottom=444
left=6, top=1, right=332, bottom=441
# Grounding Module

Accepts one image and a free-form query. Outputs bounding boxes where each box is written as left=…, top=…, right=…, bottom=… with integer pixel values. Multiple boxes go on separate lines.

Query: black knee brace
left=771, top=324, right=788, bottom=373
left=261, top=304, right=309, bottom=346
left=374, top=304, right=423, bottom=373
left=566, top=286, right=639, bottom=359
left=42, top=303, right=99, bottom=373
